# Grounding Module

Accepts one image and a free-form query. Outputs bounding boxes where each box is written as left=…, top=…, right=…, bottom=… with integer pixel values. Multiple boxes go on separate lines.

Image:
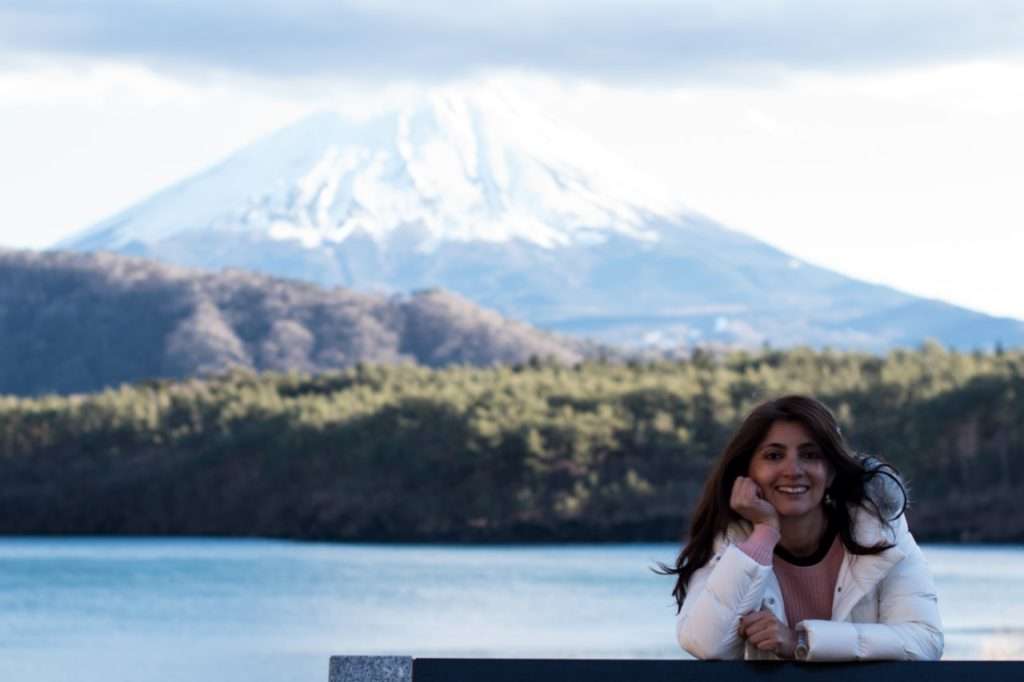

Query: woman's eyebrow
left=760, top=441, right=818, bottom=449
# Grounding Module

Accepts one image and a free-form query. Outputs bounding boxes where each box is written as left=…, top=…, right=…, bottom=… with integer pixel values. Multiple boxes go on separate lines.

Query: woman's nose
left=782, top=452, right=803, bottom=475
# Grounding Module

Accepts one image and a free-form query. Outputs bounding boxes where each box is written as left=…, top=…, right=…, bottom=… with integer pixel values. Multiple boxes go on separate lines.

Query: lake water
left=0, top=538, right=1020, bottom=681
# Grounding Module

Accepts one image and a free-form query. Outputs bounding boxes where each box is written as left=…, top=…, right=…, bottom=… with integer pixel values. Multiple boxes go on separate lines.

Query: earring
left=824, top=490, right=835, bottom=507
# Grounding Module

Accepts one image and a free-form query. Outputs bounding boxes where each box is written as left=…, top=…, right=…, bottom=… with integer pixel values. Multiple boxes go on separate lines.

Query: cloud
left=2, top=1, right=1023, bottom=82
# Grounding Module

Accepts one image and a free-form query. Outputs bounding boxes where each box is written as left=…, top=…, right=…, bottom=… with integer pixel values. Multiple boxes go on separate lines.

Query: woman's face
left=746, top=420, right=834, bottom=520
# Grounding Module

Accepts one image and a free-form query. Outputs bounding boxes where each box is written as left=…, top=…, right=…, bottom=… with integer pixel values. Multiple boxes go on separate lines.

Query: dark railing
left=329, top=656, right=1015, bottom=682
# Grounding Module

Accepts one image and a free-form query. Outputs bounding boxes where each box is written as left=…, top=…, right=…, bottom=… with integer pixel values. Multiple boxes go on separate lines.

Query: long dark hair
left=659, top=395, right=906, bottom=612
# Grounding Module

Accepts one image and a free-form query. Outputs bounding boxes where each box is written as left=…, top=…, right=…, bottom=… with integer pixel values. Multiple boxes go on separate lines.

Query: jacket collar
left=832, top=506, right=908, bottom=620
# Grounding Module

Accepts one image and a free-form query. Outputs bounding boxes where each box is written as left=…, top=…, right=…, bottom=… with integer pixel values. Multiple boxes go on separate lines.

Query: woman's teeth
left=776, top=486, right=809, bottom=494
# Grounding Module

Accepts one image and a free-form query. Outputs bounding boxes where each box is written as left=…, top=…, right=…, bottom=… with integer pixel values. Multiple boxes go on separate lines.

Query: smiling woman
left=659, top=395, right=943, bottom=661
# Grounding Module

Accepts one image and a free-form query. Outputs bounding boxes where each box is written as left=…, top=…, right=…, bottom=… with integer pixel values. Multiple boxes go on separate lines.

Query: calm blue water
left=0, top=539, right=1020, bottom=682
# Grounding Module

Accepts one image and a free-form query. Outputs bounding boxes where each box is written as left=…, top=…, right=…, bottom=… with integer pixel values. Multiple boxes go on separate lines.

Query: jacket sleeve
left=798, top=538, right=944, bottom=661
left=676, top=543, right=774, bottom=659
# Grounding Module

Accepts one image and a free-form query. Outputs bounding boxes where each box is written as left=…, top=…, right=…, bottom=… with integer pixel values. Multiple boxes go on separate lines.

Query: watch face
left=795, top=632, right=809, bottom=659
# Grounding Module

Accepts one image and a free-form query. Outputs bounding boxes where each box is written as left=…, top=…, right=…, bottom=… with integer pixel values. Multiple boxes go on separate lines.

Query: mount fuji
left=59, top=83, right=1024, bottom=350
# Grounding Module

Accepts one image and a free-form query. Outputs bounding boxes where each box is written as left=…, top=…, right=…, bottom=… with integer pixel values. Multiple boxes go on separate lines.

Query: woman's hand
left=739, top=610, right=797, bottom=658
left=729, top=476, right=780, bottom=529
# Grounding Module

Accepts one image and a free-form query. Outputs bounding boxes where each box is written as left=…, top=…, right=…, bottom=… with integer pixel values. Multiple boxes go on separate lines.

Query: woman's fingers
left=738, top=610, right=761, bottom=631
left=746, top=622, right=782, bottom=648
left=729, top=478, right=742, bottom=505
left=730, top=477, right=757, bottom=510
left=743, top=619, right=775, bottom=640
left=740, top=612, right=797, bottom=658
left=742, top=608, right=773, bottom=621
left=738, top=610, right=773, bottom=637
left=730, top=476, right=780, bottom=527
left=734, top=476, right=756, bottom=498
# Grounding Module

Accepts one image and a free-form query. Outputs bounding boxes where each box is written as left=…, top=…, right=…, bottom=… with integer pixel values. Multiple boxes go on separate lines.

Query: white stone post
left=329, top=656, right=413, bottom=682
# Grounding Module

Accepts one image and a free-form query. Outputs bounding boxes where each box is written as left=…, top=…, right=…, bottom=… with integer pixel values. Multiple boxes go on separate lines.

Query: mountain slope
left=0, top=249, right=582, bottom=396
left=58, top=83, right=1024, bottom=350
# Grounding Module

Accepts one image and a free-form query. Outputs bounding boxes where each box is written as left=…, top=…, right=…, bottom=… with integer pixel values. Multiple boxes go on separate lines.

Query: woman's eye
left=764, top=451, right=783, bottom=460
left=801, top=450, right=821, bottom=459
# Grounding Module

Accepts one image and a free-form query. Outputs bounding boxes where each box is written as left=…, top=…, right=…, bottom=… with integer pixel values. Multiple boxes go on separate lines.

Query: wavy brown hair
left=659, top=395, right=906, bottom=612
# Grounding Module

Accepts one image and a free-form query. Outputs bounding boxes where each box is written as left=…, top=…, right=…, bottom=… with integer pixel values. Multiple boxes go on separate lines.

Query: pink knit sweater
left=737, top=524, right=844, bottom=626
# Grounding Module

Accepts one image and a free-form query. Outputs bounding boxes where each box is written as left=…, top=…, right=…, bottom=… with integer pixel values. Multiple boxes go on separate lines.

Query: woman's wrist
left=750, top=522, right=781, bottom=542
left=775, top=625, right=799, bottom=659
left=737, top=523, right=781, bottom=565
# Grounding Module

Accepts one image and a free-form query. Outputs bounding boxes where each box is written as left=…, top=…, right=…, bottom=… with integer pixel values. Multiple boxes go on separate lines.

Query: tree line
left=1, top=343, right=1021, bottom=541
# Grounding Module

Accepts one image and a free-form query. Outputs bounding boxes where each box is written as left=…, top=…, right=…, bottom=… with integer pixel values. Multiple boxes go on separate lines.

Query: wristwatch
left=794, top=629, right=809, bottom=660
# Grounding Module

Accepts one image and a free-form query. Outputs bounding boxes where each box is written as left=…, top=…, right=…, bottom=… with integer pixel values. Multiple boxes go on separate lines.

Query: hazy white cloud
left=2, top=1, right=1023, bottom=82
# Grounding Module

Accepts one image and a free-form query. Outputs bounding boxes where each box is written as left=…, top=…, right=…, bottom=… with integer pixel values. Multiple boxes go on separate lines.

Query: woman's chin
left=772, top=499, right=823, bottom=518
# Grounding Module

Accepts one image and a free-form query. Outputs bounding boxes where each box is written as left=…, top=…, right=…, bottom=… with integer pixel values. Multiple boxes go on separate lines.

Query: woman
left=664, top=395, right=943, bottom=661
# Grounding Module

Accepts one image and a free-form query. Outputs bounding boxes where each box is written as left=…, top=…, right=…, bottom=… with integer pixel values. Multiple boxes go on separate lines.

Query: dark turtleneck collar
left=774, top=519, right=839, bottom=567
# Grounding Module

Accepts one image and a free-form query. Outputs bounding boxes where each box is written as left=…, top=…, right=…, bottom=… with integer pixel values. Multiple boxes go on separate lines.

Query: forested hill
left=0, top=249, right=582, bottom=395
left=1, top=346, right=1021, bottom=542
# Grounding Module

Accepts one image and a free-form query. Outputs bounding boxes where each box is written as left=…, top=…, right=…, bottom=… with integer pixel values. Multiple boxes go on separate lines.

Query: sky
left=2, top=1, right=1023, bottom=319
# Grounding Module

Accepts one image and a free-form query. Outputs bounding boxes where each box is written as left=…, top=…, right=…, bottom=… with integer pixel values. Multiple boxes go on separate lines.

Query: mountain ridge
left=0, top=248, right=583, bottom=396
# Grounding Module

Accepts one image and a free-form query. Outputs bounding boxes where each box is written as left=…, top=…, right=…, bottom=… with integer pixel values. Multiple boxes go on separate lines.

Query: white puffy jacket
left=676, top=506, right=944, bottom=661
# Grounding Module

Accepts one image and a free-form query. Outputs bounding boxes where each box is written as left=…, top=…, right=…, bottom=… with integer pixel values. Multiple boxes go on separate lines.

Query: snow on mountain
left=61, top=83, right=683, bottom=255
left=58, top=82, right=1024, bottom=351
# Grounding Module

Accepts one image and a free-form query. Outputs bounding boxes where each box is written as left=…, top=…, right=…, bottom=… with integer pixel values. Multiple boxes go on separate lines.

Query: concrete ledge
left=329, top=656, right=412, bottom=682
left=329, top=657, right=1018, bottom=682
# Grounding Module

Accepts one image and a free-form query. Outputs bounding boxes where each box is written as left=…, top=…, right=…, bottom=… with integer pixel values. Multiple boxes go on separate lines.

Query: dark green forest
left=1, top=343, right=1022, bottom=542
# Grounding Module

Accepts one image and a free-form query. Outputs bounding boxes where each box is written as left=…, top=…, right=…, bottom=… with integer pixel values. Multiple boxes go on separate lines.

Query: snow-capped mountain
left=59, top=83, right=1024, bottom=350
left=63, top=85, right=679, bottom=253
